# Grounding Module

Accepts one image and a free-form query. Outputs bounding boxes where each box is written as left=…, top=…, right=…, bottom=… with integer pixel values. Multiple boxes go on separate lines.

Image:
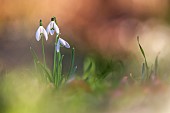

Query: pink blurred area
left=0, top=0, right=170, bottom=67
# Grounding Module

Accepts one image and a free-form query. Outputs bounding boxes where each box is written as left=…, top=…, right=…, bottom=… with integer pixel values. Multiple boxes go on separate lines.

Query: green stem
left=53, top=35, right=59, bottom=85
left=59, top=55, right=64, bottom=85
left=41, top=37, right=46, bottom=68
left=58, top=52, right=61, bottom=86
left=146, top=62, right=149, bottom=80
left=55, top=52, right=61, bottom=87
left=67, top=47, right=75, bottom=80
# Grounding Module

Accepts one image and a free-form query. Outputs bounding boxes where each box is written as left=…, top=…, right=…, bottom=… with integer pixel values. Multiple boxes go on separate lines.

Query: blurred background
left=1, top=1, right=170, bottom=113
left=0, top=0, right=170, bottom=72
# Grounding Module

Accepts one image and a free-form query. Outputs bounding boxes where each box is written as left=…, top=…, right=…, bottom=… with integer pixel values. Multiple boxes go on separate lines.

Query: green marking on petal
left=39, top=19, right=42, bottom=26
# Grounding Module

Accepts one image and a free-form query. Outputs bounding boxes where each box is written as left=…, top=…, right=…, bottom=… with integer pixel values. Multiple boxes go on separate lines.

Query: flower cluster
left=35, top=17, right=70, bottom=52
left=32, top=17, right=76, bottom=88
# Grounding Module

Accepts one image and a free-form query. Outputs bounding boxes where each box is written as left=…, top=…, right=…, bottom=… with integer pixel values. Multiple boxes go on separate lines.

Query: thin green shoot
left=53, top=35, right=59, bottom=78
left=137, top=36, right=149, bottom=80
left=154, top=53, right=159, bottom=76
left=32, top=17, right=76, bottom=88
left=68, top=47, right=75, bottom=80
left=41, top=36, right=46, bottom=68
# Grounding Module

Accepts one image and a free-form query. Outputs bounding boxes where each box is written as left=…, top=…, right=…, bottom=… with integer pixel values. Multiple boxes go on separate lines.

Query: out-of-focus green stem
left=30, top=47, right=38, bottom=72
left=53, top=35, right=58, bottom=79
left=53, top=35, right=59, bottom=85
left=57, top=52, right=61, bottom=87
left=67, top=47, right=75, bottom=80
left=41, top=37, right=46, bottom=68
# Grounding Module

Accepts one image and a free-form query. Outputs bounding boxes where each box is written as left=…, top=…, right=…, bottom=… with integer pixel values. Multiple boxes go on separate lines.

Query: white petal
left=54, top=23, right=60, bottom=34
left=50, top=21, right=55, bottom=28
left=36, top=26, right=41, bottom=41
left=50, top=30, right=55, bottom=35
left=56, top=41, right=60, bottom=52
left=42, top=27, right=48, bottom=41
left=47, top=21, right=56, bottom=36
left=64, top=41, right=70, bottom=48
left=50, top=21, right=55, bottom=35
left=39, top=26, right=44, bottom=33
left=59, top=38, right=70, bottom=48
left=58, top=38, right=66, bottom=46
left=46, top=23, right=51, bottom=35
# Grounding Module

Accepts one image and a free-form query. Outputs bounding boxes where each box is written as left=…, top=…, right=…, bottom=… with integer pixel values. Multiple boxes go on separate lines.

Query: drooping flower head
left=46, top=17, right=60, bottom=35
left=56, top=38, right=70, bottom=52
left=35, top=19, right=48, bottom=41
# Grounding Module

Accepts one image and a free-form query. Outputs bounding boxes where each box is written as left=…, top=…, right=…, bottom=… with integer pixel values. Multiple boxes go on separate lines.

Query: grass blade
left=30, top=46, right=53, bottom=82
left=37, top=62, right=53, bottom=82
left=137, top=36, right=148, bottom=68
left=137, top=36, right=149, bottom=80
left=154, top=53, right=159, bottom=76
left=72, top=66, right=77, bottom=76
left=141, top=62, right=145, bottom=81
left=41, top=37, right=47, bottom=68
left=53, top=35, right=59, bottom=78
left=30, top=46, right=39, bottom=61
left=68, top=47, right=75, bottom=79
left=84, top=62, right=92, bottom=74
left=58, top=54, right=64, bottom=84
left=55, top=52, right=61, bottom=87
left=30, top=46, right=39, bottom=71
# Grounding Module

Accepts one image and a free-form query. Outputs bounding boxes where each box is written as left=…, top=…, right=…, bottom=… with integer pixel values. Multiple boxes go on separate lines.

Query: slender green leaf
left=137, top=36, right=148, bottom=68
left=137, top=36, right=149, bottom=80
left=68, top=47, right=75, bottom=78
left=149, top=64, right=153, bottom=79
left=154, top=53, right=159, bottom=76
left=84, top=62, right=93, bottom=74
left=137, top=37, right=146, bottom=59
left=53, top=35, right=59, bottom=78
left=30, top=46, right=39, bottom=61
left=58, top=55, right=64, bottom=84
left=71, top=66, right=77, bottom=76
left=30, top=46, right=40, bottom=71
left=141, top=62, right=145, bottom=80
left=59, top=55, right=64, bottom=69
left=55, top=52, right=61, bottom=87
left=41, top=37, right=47, bottom=68
left=37, top=62, right=53, bottom=82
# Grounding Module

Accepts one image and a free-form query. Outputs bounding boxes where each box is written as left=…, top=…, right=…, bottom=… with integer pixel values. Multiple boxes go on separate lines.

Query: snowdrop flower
left=36, top=20, right=48, bottom=41
left=56, top=38, right=70, bottom=52
left=46, top=17, right=60, bottom=35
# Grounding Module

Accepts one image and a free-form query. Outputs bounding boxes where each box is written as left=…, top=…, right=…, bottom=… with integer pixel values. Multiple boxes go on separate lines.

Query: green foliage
left=31, top=42, right=76, bottom=88
left=137, top=36, right=149, bottom=81
left=154, top=53, right=159, bottom=76
left=83, top=56, right=125, bottom=90
left=68, top=48, right=77, bottom=79
left=137, top=36, right=159, bottom=83
left=31, top=17, right=76, bottom=88
left=0, top=69, right=111, bottom=113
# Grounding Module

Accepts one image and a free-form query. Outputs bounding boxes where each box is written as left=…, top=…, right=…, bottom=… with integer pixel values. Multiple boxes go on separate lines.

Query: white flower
left=35, top=20, right=48, bottom=41
left=56, top=38, right=70, bottom=52
left=46, top=18, right=60, bottom=35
